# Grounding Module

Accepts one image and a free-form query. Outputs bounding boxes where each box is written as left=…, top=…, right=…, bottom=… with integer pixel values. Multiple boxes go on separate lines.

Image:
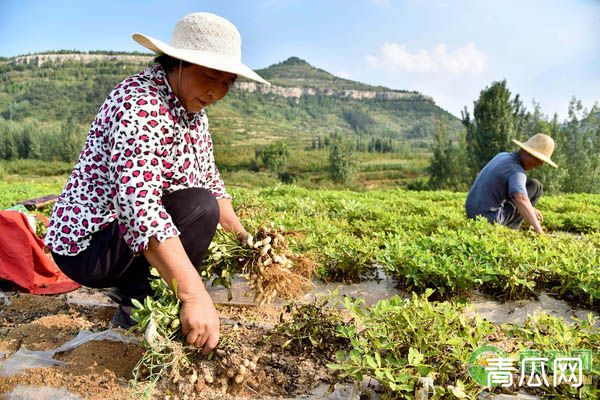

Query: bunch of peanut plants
left=205, top=223, right=314, bottom=303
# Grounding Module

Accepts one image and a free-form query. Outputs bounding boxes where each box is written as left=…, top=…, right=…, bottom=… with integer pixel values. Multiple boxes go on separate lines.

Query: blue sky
left=1, top=0, right=599, bottom=119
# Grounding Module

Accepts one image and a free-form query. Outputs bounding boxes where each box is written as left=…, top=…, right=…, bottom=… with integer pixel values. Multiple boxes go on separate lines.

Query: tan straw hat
left=132, top=12, right=269, bottom=85
left=512, top=133, right=558, bottom=168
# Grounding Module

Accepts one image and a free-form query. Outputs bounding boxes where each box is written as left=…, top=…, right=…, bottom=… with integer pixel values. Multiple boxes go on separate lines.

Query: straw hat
left=132, top=12, right=269, bottom=85
left=512, top=133, right=558, bottom=168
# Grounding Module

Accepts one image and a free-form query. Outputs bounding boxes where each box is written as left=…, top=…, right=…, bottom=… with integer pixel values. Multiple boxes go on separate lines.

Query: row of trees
left=309, top=135, right=395, bottom=153
left=0, top=117, right=83, bottom=162
left=255, top=134, right=356, bottom=185
left=428, top=80, right=600, bottom=193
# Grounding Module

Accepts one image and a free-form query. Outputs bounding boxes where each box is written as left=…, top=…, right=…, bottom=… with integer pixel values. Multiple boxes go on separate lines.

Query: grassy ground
left=0, top=149, right=431, bottom=196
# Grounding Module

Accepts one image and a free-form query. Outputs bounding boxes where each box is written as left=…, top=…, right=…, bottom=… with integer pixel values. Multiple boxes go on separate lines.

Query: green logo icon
left=467, top=345, right=508, bottom=387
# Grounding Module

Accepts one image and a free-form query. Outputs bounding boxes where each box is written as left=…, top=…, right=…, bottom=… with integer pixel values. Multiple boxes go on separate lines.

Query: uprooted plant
left=130, top=269, right=261, bottom=398
left=204, top=222, right=315, bottom=304
left=129, top=222, right=317, bottom=398
left=129, top=269, right=193, bottom=398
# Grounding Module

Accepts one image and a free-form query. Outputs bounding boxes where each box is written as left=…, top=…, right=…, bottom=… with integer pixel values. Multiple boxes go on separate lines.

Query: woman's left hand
left=237, top=229, right=250, bottom=246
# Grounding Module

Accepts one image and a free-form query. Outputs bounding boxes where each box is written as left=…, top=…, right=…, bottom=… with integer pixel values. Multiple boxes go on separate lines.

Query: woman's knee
left=162, top=188, right=220, bottom=231
left=200, top=190, right=220, bottom=230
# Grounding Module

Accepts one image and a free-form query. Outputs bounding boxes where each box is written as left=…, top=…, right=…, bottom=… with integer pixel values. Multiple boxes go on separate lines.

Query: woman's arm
left=217, top=198, right=248, bottom=243
left=143, top=235, right=219, bottom=355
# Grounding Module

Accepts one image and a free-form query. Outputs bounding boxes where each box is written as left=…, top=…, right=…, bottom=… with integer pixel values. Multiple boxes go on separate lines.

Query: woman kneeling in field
left=45, top=13, right=269, bottom=354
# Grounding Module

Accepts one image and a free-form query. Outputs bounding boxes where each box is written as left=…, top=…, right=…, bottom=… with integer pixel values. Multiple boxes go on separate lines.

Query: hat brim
left=512, top=139, right=558, bottom=168
left=132, top=33, right=270, bottom=86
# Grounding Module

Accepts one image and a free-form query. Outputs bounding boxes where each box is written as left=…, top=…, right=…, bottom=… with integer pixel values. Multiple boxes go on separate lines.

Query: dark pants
left=498, top=179, right=543, bottom=229
left=51, top=188, right=220, bottom=307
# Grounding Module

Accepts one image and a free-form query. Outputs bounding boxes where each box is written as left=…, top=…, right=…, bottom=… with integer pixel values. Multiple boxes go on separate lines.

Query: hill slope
left=0, top=52, right=462, bottom=148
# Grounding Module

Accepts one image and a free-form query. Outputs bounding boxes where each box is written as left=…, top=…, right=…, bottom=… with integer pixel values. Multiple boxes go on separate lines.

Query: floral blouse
left=45, top=64, right=230, bottom=256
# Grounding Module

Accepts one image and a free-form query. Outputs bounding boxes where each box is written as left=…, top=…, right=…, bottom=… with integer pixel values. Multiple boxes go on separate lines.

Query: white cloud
left=359, top=42, right=491, bottom=116
left=366, top=42, right=486, bottom=75
left=337, top=70, right=351, bottom=79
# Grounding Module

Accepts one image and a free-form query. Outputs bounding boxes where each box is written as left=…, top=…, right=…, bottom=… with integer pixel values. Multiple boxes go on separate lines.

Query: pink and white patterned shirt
left=45, top=64, right=230, bottom=256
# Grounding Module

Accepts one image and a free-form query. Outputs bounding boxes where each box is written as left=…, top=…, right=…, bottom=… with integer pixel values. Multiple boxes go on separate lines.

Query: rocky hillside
left=0, top=52, right=462, bottom=148
left=12, top=53, right=153, bottom=66
left=12, top=54, right=432, bottom=101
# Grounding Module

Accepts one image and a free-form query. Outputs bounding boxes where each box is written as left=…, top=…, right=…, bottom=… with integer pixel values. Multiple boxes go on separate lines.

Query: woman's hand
left=143, top=236, right=221, bottom=353
left=179, top=291, right=220, bottom=355
left=237, top=229, right=250, bottom=246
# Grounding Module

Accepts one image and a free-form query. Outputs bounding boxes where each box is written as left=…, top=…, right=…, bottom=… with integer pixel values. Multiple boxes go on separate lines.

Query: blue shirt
left=465, top=152, right=528, bottom=222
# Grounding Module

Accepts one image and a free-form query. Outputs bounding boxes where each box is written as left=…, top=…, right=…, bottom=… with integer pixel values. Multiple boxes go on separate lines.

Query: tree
left=428, top=120, right=454, bottom=189
left=255, top=141, right=289, bottom=174
left=512, top=94, right=529, bottom=141
left=559, top=99, right=600, bottom=193
left=342, top=107, right=375, bottom=134
left=328, top=132, right=355, bottom=184
left=464, top=80, right=516, bottom=175
left=0, top=118, right=19, bottom=160
left=58, top=118, right=83, bottom=162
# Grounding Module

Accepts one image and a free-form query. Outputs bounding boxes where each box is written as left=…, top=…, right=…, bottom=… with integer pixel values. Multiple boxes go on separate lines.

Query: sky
left=1, top=0, right=599, bottom=119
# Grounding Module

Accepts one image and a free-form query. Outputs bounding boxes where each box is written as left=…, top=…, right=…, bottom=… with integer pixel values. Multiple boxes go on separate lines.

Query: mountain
left=255, top=56, right=406, bottom=92
left=239, top=57, right=433, bottom=104
left=0, top=52, right=462, bottom=146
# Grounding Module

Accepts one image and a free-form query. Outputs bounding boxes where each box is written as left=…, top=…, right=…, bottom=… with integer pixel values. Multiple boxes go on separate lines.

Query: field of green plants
left=2, top=179, right=599, bottom=398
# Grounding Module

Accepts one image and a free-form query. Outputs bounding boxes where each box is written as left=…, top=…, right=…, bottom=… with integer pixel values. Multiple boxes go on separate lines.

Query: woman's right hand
left=180, top=292, right=220, bottom=355
left=143, top=235, right=221, bottom=355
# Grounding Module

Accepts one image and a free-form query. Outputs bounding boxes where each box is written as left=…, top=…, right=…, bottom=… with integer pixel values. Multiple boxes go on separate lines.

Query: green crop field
left=2, top=176, right=600, bottom=398
left=3, top=179, right=600, bottom=307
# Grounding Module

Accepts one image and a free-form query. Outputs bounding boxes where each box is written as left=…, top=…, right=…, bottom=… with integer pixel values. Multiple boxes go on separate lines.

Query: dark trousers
left=51, top=188, right=220, bottom=307
left=498, top=179, right=543, bottom=229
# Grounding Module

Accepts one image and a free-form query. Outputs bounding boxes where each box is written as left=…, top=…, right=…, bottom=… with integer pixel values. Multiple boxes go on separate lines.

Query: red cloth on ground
left=0, top=210, right=79, bottom=294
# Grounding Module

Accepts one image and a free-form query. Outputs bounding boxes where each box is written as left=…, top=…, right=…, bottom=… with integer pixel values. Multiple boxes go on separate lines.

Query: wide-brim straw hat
left=512, top=133, right=558, bottom=168
left=133, top=12, right=269, bottom=85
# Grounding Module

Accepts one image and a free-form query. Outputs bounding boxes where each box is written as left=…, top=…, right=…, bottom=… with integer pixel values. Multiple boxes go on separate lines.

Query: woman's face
left=169, top=64, right=237, bottom=113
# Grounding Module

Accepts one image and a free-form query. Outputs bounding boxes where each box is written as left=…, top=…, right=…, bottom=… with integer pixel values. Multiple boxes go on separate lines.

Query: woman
left=45, top=13, right=269, bottom=354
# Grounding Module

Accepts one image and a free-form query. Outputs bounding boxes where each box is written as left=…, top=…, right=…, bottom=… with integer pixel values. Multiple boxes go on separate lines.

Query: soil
left=0, top=290, right=338, bottom=400
left=3, top=284, right=584, bottom=399
left=154, top=318, right=334, bottom=400
left=0, top=340, right=142, bottom=400
left=0, top=292, right=140, bottom=399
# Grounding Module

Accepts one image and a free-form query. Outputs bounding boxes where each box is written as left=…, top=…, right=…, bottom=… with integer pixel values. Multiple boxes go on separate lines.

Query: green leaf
left=408, top=347, right=424, bottom=365
left=365, top=355, right=377, bottom=369
left=374, top=352, right=382, bottom=367
left=131, top=298, right=144, bottom=310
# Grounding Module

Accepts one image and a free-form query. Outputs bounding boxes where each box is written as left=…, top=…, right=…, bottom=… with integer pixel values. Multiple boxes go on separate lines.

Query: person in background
left=465, top=133, right=558, bottom=234
left=44, top=13, right=269, bottom=354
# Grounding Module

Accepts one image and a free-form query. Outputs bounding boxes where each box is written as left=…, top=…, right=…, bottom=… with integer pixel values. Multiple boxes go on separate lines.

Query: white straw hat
left=132, top=12, right=269, bottom=85
left=512, top=133, right=558, bottom=168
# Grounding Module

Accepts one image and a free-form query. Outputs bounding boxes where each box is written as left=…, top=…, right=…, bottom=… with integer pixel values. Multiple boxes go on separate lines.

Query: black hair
left=154, top=54, right=192, bottom=72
